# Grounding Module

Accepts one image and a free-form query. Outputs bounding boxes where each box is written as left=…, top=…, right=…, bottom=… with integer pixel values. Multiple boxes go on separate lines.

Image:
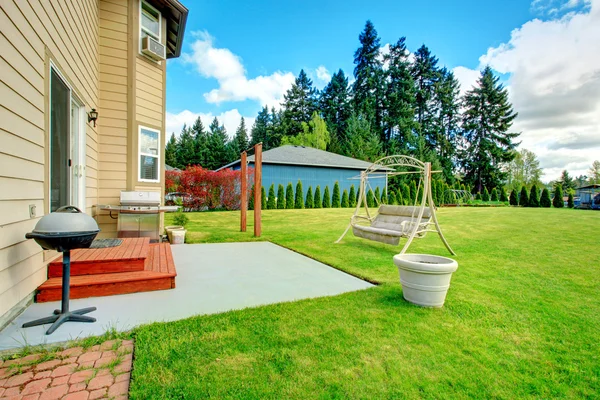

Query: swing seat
left=352, top=205, right=432, bottom=245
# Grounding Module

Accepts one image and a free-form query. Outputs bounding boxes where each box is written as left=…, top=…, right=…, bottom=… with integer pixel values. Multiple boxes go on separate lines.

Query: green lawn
left=130, top=207, right=599, bottom=399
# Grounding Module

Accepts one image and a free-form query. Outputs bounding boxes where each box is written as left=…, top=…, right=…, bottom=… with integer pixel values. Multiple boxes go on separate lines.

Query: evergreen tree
left=366, top=189, right=375, bottom=207
left=266, top=107, right=285, bottom=150
left=383, top=37, right=416, bottom=152
left=320, top=69, right=352, bottom=153
left=475, top=192, right=481, bottom=201
left=402, top=183, right=411, bottom=205
left=261, top=186, right=267, bottom=209
left=277, top=184, right=285, bottom=209
left=558, top=170, right=576, bottom=193
left=305, top=187, right=314, bottom=209
left=353, top=21, right=385, bottom=143
left=285, top=183, right=295, bottom=209
left=500, top=188, right=508, bottom=202
left=314, top=186, right=322, bottom=208
left=374, top=187, right=381, bottom=205
left=165, top=133, right=178, bottom=168
left=396, top=189, right=404, bottom=205
left=349, top=185, right=357, bottom=207
left=528, top=185, right=540, bottom=208
left=482, top=188, right=490, bottom=202
left=206, top=117, right=230, bottom=170
left=281, top=112, right=330, bottom=150
left=282, top=69, right=318, bottom=137
left=409, top=181, right=417, bottom=204
left=381, top=188, right=388, bottom=204
left=250, top=107, right=270, bottom=147
left=411, top=45, right=440, bottom=150
left=341, top=190, right=349, bottom=207
left=519, top=185, right=529, bottom=207
left=540, top=188, right=552, bottom=208
left=294, top=181, right=304, bottom=209
left=248, top=184, right=255, bottom=210
left=332, top=182, right=341, bottom=208
left=567, top=192, right=574, bottom=208
left=191, top=117, right=208, bottom=166
left=553, top=186, right=564, bottom=208
left=389, top=191, right=398, bottom=205
left=234, top=118, right=249, bottom=154
left=461, top=66, right=519, bottom=193
left=323, top=186, right=331, bottom=208
left=176, top=124, right=195, bottom=168
left=509, top=190, right=518, bottom=206
left=491, top=188, right=499, bottom=202
left=344, top=114, right=382, bottom=162
left=267, top=184, right=276, bottom=210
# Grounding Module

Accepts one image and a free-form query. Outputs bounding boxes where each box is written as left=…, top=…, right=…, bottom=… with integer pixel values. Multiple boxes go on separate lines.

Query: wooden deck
left=37, top=239, right=176, bottom=302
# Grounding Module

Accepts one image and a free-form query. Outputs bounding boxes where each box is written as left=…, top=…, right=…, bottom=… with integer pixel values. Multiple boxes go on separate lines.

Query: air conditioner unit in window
left=141, top=36, right=165, bottom=61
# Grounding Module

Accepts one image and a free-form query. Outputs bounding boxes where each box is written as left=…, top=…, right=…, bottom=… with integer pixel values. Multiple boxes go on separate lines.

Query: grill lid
left=31, top=206, right=100, bottom=234
left=119, top=191, right=161, bottom=206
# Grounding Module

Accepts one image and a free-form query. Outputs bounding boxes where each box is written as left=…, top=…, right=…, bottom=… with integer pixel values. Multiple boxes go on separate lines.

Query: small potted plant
left=166, top=199, right=188, bottom=244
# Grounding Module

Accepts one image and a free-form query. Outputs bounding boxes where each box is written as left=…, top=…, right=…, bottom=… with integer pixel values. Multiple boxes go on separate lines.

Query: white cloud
left=452, top=66, right=481, bottom=96
left=315, top=65, right=331, bottom=84
left=166, top=109, right=255, bottom=141
left=469, top=0, right=600, bottom=180
left=182, top=31, right=295, bottom=108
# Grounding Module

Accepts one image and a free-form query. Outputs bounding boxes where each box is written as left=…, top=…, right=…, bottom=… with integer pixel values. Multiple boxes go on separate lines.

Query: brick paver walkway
left=0, top=339, right=133, bottom=400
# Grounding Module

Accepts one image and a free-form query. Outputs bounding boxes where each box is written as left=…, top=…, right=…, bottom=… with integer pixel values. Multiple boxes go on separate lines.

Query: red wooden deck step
left=48, top=237, right=150, bottom=277
left=37, top=242, right=177, bottom=302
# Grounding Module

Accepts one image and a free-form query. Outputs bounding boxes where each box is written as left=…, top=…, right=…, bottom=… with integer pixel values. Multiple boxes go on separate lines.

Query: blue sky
left=165, top=0, right=600, bottom=180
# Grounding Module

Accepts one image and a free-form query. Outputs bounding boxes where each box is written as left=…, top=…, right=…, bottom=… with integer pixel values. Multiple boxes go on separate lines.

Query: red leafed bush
left=165, top=170, right=181, bottom=193
left=168, top=166, right=253, bottom=211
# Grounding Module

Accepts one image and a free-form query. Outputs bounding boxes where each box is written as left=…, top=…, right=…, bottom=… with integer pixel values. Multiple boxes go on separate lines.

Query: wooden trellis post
left=253, top=144, right=262, bottom=237
left=240, top=151, right=247, bottom=232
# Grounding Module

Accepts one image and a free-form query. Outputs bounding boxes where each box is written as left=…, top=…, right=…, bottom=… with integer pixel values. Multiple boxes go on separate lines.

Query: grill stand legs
left=22, top=250, right=97, bottom=335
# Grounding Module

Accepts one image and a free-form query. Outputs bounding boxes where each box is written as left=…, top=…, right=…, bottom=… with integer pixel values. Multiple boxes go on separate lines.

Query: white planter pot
left=393, top=254, right=458, bottom=308
left=170, top=229, right=186, bottom=244
left=165, top=226, right=184, bottom=242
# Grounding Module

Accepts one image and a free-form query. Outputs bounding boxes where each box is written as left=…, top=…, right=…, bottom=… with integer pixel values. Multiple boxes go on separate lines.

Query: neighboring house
left=0, top=0, right=188, bottom=326
left=217, top=145, right=390, bottom=195
left=575, top=184, right=600, bottom=209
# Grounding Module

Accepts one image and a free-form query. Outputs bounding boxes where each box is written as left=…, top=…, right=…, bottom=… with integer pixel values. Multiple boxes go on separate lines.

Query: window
left=139, top=126, right=160, bottom=182
left=141, top=1, right=160, bottom=41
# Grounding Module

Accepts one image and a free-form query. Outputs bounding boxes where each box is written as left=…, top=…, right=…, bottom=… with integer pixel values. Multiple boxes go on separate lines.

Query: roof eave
left=164, top=0, right=188, bottom=59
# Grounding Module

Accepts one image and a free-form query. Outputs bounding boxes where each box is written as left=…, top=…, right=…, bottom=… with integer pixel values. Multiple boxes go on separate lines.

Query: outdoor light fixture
left=88, top=108, right=99, bottom=127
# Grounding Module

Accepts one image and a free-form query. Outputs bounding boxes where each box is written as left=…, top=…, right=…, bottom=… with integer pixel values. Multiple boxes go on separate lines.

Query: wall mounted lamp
left=88, top=108, right=99, bottom=127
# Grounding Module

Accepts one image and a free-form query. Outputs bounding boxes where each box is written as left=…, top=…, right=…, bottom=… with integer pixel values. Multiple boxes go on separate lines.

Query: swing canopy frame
left=335, top=155, right=455, bottom=255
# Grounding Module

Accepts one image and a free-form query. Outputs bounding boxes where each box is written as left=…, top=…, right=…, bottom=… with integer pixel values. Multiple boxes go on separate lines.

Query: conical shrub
left=314, top=186, right=322, bottom=208
left=519, top=185, right=529, bottom=207
left=540, top=188, right=551, bottom=208
left=528, top=185, right=540, bottom=207
left=323, top=186, right=331, bottom=208
left=509, top=190, right=518, bottom=206
left=366, top=189, right=375, bottom=208
left=285, top=183, right=294, bottom=209
left=277, top=184, right=285, bottom=209
left=349, top=185, right=356, bottom=207
left=568, top=192, right=574, bottom=208
left=294, top=180, right=304, bottom=209
left=248, top=184, right=255, bottom=210
left=553, top=186, right=563, bottom=208
left=267, top=184, right=276, bottom=209
left=482, top=187, right=490, bottom=202
left=332, top=182, right=341, bottom=208
left=305, top=186, right=314, bottom=209
left=500, top=188, right=508, bottom=202
left=389, top=191, right=397, bottom=205
left=491, top=188, right=499, bottom=201
left=409, top=181, right=417, bottom=204
left=402, top=183, right=411, bottom=205
left=374, top=187, right=381, bottom=205
left=261, top=186, right=267, bottom=209
left=341, top=190, right=349, bottom=208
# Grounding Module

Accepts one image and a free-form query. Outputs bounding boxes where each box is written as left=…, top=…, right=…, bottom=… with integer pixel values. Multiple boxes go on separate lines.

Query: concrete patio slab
left=0, top=242, right=373, bottom=351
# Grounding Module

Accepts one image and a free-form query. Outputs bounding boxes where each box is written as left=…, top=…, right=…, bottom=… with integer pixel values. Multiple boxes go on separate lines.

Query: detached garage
left=217, top=145, right=389, bottom=194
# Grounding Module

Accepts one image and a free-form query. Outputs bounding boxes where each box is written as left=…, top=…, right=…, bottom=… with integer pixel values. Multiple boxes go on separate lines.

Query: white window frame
left=140, top=0, right=161, bottom=42
left=138, top=125, right=161, bottom=183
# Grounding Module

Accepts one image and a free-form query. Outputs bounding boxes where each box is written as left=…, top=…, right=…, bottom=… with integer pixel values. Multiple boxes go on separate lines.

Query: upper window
left=141, top=1, right=160, bottom=41
left=139, top=126, right=160, bottom=182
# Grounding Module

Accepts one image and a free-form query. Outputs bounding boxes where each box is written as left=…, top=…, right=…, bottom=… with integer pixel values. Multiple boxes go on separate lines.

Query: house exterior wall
left=0, top=0, right=169, bottom=324
left=237, top=163, right=387, bottom=198
left=0, top=0, right=99, bottom=322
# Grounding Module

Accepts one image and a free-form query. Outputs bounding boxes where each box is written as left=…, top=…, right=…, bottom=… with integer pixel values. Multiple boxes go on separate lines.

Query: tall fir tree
left=411, top=45, right=440, bottom=149
left=250, top=107, right=270, bottom=147
left=191, top=117, right=208, bottom=166
left=206, top=117, right=230, bottom=170
left=432, top=68, right=461, bottom=182
left=461, top=66, right=519, bottom=193
left=266, top=107, right=284, bottom=150
left=353, top=20, right=385, bottom=143
left=277, top=184, right=286, bottom=209
left=314, top=186, right=322, bottom=208
left=320, top=70, right=352, bottom=154
left=176, top=124, right=195, bottom=168
left=344, top=114, right=382, bottom=162
left=165, top=133, right=178, bottom=168
left=384, top=37, right=416, bottom=152
left=282, top=69, right=318, bottom=137
left=234, top=118, right=249, bottom=154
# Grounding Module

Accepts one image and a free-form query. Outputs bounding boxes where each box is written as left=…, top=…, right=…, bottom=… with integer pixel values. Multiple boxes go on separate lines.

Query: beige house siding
left=0, top=0, right=99, bottom=319
left=97, top=0, right=129, bottom=237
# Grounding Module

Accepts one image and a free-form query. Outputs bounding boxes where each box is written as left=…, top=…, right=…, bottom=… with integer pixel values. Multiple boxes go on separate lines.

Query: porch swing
left=335, top=155, right=455, bottom=255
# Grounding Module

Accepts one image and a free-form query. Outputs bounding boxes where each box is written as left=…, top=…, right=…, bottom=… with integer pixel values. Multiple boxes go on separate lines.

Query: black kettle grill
left=24, top=206, right=100, bottom=335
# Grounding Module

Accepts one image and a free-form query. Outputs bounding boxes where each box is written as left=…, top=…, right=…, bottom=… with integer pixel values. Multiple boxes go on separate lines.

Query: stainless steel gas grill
left=98, top=191, right=178, bottom=241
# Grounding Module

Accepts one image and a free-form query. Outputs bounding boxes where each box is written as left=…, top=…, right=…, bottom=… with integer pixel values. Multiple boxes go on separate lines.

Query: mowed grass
left=130, top=208, right=600, bottom=399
